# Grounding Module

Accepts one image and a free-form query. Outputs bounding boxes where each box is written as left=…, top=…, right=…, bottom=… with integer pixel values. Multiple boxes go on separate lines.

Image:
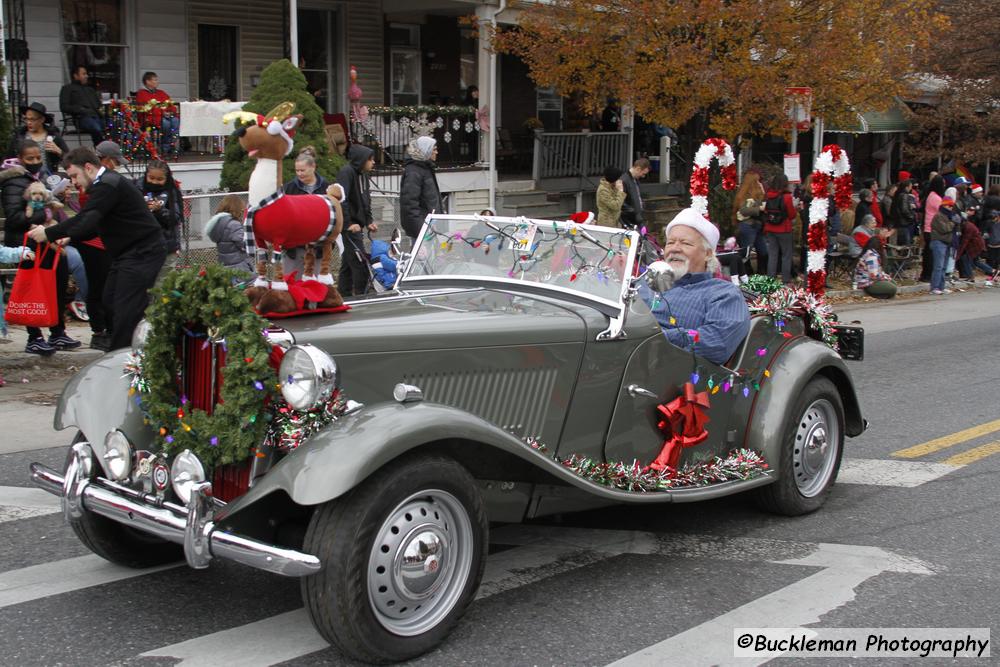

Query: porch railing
left=532, top=131, right=630, bottom=183
left=350, top=106, right=481, bottom=172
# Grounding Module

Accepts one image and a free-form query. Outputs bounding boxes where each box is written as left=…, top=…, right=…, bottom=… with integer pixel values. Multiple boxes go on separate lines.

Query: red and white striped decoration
left=689, top=138, right=738, bottom=221
left=807, top=145, right=853, bottom=295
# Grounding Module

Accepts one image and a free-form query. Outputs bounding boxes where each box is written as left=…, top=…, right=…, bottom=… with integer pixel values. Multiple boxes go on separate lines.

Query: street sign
left=784, top=153, right=801, bottom=184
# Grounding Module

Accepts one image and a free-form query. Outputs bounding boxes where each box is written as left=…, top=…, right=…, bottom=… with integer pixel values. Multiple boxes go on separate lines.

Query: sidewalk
left=0, top=320, right=104, bottom=374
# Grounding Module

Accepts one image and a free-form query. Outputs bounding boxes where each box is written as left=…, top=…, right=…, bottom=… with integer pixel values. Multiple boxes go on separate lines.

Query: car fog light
left=279, top=344, right=338, bottom=410
left=131, top=319, right=151, bottom=353
left=171, top=449, right=206, bottom=505
left=102, top=430, right=133, bottom=481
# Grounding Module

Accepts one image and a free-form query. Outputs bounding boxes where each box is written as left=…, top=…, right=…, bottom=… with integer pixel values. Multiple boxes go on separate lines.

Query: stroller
left=343, top=228, right=403, bottom=294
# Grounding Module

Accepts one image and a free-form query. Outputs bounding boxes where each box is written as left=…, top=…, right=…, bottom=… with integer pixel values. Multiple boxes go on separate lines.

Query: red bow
left=648, top=382, right=711, bottom=474
left=284, top=271, right=329, bottom=310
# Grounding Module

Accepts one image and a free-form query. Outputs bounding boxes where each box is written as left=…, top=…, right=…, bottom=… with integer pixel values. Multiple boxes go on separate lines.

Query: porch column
left=290, top=0, right=299, bottom=67
left=476, top=4, right=498, bottom=210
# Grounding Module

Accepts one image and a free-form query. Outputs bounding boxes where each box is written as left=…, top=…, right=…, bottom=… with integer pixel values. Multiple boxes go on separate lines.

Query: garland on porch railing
left=107, top=100, right=162, bottom=163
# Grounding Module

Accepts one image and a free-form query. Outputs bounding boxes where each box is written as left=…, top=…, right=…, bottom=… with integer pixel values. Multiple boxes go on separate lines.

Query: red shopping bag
left=4, top=236, right=62, bottom=328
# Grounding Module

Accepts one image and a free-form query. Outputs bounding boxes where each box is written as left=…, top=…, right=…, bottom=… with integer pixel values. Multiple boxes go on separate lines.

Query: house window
left=61, top=0, right=125, bottom=96
left=459, top=27, right=477, bottom=96
left=198, top=25, right=239, bottom=101
left=389, top=23, right=420, bottom=107
left=298, top=8, right=341, bottom=113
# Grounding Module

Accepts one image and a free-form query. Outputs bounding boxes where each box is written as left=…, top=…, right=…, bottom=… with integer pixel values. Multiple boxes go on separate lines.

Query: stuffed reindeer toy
left=225, top=102, right=345, bottom=315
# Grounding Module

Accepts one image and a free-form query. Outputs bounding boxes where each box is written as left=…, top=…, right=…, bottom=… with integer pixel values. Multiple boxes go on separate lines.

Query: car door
left=602, top=331, right=743, bottom=468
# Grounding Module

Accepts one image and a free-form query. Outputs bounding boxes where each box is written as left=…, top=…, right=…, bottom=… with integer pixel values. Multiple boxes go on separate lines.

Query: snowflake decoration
left=465, top=121, right=474, bottom=133
left=444, top=131, right=452, bottom=143
left=435, top=117, right=445, bottom=128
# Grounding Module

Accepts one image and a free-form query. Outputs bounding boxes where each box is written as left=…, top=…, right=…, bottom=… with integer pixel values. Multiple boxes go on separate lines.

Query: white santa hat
left=665, top=207, right=720, bottom=248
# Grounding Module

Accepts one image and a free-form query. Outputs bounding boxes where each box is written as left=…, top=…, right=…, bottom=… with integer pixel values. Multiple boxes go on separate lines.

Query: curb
left=1, top=348, right=104, bottom=372
left=827, top=278, right=990, bottom=300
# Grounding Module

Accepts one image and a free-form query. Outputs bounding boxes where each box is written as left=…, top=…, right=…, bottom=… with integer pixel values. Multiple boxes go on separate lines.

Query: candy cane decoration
left=689, top=138, right=738, bottom=221
left=807, top=144, right=853, bottom=295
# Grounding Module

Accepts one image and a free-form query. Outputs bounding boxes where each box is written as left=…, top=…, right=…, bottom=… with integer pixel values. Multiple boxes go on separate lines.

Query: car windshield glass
left=401, top=215, right=637, bottom=307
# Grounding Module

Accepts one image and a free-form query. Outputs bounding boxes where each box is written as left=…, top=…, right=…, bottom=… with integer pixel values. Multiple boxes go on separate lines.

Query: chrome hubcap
left=368, top=490, right=473, bottom=636
left=793, top=398, right=840, bottom=497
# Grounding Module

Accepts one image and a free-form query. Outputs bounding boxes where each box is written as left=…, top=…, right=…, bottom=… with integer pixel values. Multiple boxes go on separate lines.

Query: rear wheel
left=754, top=377, right=844, bottom=516
left=64, top=432, right=183, bottom=568
left=301, top=454, right=487, bottom=663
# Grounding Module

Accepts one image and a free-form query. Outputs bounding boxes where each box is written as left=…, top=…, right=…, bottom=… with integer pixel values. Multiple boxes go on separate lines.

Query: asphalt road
left=1, top=290, right=998, bottom=666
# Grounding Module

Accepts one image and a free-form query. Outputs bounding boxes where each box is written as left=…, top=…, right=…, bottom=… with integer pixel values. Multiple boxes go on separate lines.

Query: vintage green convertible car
left=31, top=215, right=865, bottom=663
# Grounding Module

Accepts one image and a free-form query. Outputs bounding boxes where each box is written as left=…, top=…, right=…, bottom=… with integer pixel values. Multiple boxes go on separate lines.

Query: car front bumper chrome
left=30, top=442, right=322, bottom=577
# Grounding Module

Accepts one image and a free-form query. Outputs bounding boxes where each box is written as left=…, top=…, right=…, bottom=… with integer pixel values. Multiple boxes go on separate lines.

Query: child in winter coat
left=369, top=239, right=398, bottom=290
left=204, top=195, right=253, bottom=277
left=0, top=244, right=36, bottom=385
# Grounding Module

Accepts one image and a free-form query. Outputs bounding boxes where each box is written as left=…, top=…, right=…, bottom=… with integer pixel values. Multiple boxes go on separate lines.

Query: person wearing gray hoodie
left=205, top=194, right=253, bottom=277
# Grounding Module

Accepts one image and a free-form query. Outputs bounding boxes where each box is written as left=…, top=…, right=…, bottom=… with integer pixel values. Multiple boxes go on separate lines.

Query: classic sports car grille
left=404, top=367, right=558, bottom=438
left=178, top=334, right=251, bottom=503
left=180, top=334, right=226, bottom=415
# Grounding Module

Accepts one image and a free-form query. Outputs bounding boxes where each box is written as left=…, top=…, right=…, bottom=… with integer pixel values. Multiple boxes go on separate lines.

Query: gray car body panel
left=52, top=284, right=862, bottom=515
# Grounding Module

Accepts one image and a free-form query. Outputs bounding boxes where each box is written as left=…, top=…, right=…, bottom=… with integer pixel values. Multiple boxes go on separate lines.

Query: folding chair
left=885, top=243, right=921, bottom=282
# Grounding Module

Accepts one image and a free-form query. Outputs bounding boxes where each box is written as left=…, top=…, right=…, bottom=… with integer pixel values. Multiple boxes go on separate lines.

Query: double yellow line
left=892, top=418, right=1000, bottom=466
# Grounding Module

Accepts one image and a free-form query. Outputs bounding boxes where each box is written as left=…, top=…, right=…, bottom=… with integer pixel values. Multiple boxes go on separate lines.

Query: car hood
left=277, top=288, right=588, bottom=353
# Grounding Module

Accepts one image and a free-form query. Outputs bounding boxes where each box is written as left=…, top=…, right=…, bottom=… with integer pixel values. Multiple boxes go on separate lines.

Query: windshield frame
left=398, top=214, right=640, bottom=317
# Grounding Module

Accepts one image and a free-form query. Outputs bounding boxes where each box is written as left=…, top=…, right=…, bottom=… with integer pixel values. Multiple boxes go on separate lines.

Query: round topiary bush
left=219, top=59, right=345, bottom=191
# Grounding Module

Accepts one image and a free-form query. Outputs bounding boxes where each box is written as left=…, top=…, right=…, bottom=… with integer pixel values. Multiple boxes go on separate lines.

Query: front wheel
left=64, top=432, right=183, bottom=568
left=754, top=376, right=844, bottom=516
left=301, top=454, right=487, bottom=663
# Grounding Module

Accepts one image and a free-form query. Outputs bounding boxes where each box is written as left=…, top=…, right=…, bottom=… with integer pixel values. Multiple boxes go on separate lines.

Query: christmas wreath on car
left=133, top=266, right=275, bottom=466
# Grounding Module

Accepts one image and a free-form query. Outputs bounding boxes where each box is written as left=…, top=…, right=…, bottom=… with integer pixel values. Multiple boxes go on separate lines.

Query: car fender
left=53, top=349, right=153, bottom=456
left=742, top=336, right=865, bottom=477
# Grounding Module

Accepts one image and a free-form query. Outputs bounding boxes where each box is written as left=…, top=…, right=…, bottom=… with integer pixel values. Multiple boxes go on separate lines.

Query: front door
left=603, top=333, right=740, bottom=469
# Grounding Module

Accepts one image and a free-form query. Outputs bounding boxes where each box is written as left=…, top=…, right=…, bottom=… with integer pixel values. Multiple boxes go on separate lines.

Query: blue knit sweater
left=639, top=272, right=751, bottom=365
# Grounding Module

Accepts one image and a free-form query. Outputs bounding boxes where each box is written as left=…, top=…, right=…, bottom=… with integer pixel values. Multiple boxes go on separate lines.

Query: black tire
left=64, top=433, right=183, bottom=568
left=301, top=454, right=488, bottom=664
left=754, top=376, right=845, bottom=516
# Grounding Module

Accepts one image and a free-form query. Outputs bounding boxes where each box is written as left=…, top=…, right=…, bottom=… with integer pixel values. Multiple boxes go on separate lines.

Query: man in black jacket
left=28, top=147, right=166, bottom=350
left=620, top=157, right=650, bottom=229
left=58, top=66, right=103, bottom=144
left=335, top=144, right=377, bottom=296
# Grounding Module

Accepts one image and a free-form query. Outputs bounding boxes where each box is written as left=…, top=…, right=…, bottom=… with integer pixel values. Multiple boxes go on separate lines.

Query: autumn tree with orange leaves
left=492, top=0, right=945, bottom=140
left=905, top=0, right=1000, bottom=167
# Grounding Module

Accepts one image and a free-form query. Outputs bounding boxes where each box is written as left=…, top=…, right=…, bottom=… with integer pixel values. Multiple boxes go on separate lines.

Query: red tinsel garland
left=807, top=220, right=828, bottom=251
left=833, top=173, right=854, bottom=210
left=690, top=167, right=709, bottom=196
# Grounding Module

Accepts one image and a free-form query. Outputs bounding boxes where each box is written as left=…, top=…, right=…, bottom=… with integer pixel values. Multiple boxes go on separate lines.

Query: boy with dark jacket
left=335, top=144, right=377, bottom=296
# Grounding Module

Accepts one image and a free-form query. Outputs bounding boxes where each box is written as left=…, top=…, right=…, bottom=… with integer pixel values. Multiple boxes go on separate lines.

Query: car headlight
left=131, top=319, right=151, bottom=353
left=170, top=449, right=206, bottom=505
left=102, top=430, right=133, bottom=481
left=279, top=344, right=338, bottom=410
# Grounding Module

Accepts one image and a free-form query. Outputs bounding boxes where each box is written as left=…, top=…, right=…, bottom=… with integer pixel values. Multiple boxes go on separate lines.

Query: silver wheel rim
left=793, top=398, right=840, bottom=497
left=367, top=489, right=473, bottom=637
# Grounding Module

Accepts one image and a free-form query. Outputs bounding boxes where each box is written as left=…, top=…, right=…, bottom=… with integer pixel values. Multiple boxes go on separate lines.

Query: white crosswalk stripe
left=0, top=554, right=179, bottom=609
left=0, top=485, right=61, bottom=524
left=836, top=458, right=958, bottom=487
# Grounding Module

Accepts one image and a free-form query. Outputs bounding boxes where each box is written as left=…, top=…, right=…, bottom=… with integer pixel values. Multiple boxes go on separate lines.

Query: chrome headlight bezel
left=131, top=319, right=151, bottom=353
left=102, top=430, right=133, bottom=481
left=279, top=344, right=339, bottom=410
left=170, top=449, right=206, bottom=505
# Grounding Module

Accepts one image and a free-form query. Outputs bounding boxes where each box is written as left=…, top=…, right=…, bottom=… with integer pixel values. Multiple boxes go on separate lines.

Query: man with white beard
left=639, top=208, right=751, bottom=365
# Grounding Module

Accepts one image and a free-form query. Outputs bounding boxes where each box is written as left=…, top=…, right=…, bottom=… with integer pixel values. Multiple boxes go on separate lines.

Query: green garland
left=140, top=266, right=274, bottom=466
left=365, top=105, right=475, bottom=117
